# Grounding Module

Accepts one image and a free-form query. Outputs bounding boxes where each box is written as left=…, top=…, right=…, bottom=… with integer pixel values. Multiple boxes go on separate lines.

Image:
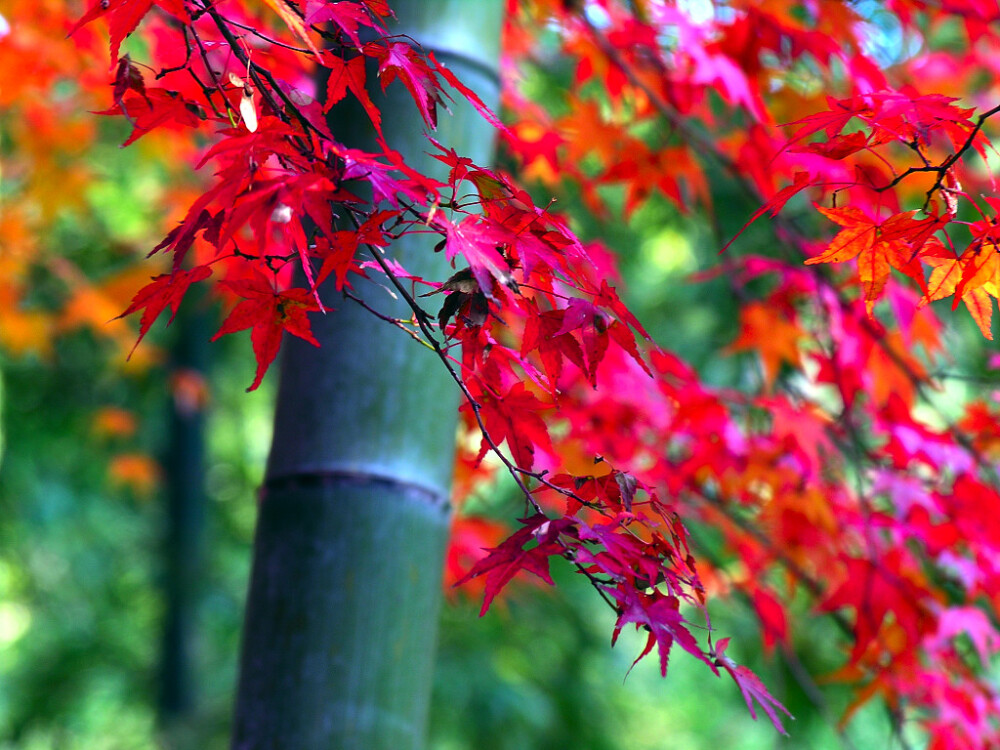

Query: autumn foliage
left=8, top=0, right=1000, bottom=745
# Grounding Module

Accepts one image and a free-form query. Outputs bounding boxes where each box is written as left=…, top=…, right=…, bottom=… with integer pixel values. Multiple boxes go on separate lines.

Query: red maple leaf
left=444, top=516, right=508, bottom=594
left=95, top=88, right=203, bottom=147
left=212, top=271, right=321, bottom=391
left=428, top=52, right=510, bottom=136
left=613, top=594, right=703, bottom=678
left=818, top=552, right=935, bottom=661
left=322, top=52, right=382, bottom=133
left=454, top=514, right=574, bottom=615
left=71, top=0, right=188, bottom=64
left=521, top=303, right=587, bottom=387
left=713, top=637, right=793, bottom=735
left=373, top=42, right=441, bottom=130
left=306, top=1, right=386, bottom=47
left=435, top=214, right=518, bottom=299
left=792, top=130, right=870, bottom=159
left=782, top=95, right=875, bottom=148
left=118, top=265, right=212, bottom=356
left=468, top=380, right=553, bottom=471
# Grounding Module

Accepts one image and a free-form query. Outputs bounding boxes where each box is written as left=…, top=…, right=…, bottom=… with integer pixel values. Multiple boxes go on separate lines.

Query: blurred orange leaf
left=108, top=453, right=161, bottom=497
left=92, top=407, right=137, bottom=438
left=728, top=301, right=803, bottom=388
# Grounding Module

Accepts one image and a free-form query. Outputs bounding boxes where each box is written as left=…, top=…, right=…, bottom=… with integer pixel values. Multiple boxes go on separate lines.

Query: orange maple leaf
left=923, top=250, right=998, bottom=339
left=806, top=207, right=938, bottom=314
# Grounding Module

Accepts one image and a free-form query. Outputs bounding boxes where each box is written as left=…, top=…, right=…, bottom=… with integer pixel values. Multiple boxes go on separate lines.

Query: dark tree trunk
left=160, top=291, right=209, bottom=723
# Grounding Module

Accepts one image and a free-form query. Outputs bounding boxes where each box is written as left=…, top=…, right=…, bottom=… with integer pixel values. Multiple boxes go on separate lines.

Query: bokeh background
left=1, top=2, right=987, bottom=748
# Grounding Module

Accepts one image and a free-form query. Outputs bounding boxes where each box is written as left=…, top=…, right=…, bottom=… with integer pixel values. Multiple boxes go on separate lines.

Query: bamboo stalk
left=230, top=2, right=503, bottom=748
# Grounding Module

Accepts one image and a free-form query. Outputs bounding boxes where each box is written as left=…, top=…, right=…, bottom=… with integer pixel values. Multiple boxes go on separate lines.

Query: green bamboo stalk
left=230, top=2, right=503, bottom=748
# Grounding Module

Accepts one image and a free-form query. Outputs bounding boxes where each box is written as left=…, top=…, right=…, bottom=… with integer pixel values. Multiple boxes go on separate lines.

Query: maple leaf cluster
left=498, top=1, right=1000, bottom=746
left=10, top=0, right=1000, bottom=744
